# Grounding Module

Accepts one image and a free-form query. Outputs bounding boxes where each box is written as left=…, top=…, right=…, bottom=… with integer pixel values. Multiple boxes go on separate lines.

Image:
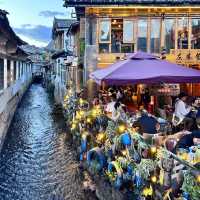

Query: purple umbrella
left=90, top=52, right=200, bottom=85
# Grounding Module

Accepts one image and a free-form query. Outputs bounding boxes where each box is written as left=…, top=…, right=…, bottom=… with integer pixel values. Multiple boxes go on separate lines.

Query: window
left=99, top=44, right=109, bottom=53
left=99, top=19, right=111, bottom=43
left=164, top=19, right=175, bottom=53
left=178, top=17, right=188, bottom=49
left=14, top=61, right=17, bottom=81
left=7, top=60, right=12, bottom=87
left=123, top=20, right=134, bottom=43
left=111, top=19, right=123, bottom=53
left=18, top=62, right=21, bottom=78
left=0, top=59, right=4, bottom=90
left=99, top=19, right=111, bottom=53
left=191, top=18, right=200, bottom=49
left=137, top=19, right=148, bottom=52
left=150, top=19, right=161, bottom=53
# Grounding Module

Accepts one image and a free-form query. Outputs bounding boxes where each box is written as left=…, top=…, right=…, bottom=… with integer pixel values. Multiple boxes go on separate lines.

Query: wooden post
left=3, top=58, right=7, bottom=89
left=188, top=16, right=192, bottom=50
left=175, top=17, right=178, bottom=51
left=147, top=16, right=151, bottom=53
left=16, top=61, right=19, bottom=80
left=10, top=60, right=14, bottom=83
left=161, top=17, right=165, bottom=49
left=134, top=17, right=138, bottom=52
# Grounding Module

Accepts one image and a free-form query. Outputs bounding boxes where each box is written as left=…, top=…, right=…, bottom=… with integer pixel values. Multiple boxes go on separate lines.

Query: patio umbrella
left=90, top=52, right=200, bottom=85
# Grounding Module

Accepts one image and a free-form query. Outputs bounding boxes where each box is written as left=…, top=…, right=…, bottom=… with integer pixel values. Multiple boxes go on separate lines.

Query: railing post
left=11, top=60, right=14, bottom=83
left=4, top=58, right=7, bottom=89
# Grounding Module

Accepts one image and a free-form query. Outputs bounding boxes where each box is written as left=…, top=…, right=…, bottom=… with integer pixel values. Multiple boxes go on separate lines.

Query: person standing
left=174, top=92, right=191, bottom=122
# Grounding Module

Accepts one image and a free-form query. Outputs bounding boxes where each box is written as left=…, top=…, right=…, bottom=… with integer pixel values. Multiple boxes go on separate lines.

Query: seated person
left=174, top=92, right=191, bottom=123
left=111, top=101, right=126, bottom=122
left=138, top=110, right=159, bottom=134
left=105, top=94, right=116, bottom=113
left=174, top=117, right=200, bottom=152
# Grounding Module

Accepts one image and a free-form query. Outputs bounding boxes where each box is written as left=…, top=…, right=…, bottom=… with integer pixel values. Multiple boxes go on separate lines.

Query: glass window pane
left=164, top=19, right=175, bottom=53
left=121, top=44, right=134, bottom=53
left=191, top=18, right=200, bottom=49
left=99, top=19, right=110, bottom=42
left=99, top=44, right=109, bottom=53
left=111, top=19, right=123, bottom=53
left=123, top=20, right=134, bottom=43
left=150, top=19, right=161, bottom=53
left=178, top=18, right=188, bottom=49
left=137, top=19, right=147, bottom=52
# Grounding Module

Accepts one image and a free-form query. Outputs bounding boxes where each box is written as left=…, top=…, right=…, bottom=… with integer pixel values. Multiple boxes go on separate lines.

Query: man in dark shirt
left=138, top=112, right=159, bottom=134
left=175, top=117, right=200, bottom=151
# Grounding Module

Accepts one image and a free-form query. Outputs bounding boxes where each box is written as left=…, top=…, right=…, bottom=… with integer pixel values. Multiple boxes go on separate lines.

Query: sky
left=0, top=0, right=73, bottom=47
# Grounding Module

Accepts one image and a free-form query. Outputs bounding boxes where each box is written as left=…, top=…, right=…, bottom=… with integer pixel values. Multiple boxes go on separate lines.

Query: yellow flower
left=143, top=185, right=153, bottom=197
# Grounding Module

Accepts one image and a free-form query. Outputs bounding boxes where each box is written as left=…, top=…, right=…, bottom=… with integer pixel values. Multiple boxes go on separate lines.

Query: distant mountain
left=20, top=44, right=45, bottom=55
left=45, top=40, right=54, bottom=51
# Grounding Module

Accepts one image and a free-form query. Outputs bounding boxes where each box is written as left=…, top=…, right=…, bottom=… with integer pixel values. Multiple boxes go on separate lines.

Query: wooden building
left=51, top=18, right=77, bottom=104
left=0, top=10, right=33, bottom=150
left=64, top=0, right=200, bottom=96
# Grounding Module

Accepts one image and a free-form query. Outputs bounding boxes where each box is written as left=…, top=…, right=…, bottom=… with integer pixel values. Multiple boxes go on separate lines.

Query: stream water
left=0, top=83, right=96, bottom=200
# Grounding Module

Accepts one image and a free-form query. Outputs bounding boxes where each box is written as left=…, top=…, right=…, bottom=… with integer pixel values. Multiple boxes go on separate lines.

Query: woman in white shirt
left=174, top=92, right=191, bottom=122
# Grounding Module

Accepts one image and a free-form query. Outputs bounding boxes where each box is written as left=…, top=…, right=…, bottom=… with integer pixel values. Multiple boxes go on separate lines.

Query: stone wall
left=0, top=77, right=32, bottom=151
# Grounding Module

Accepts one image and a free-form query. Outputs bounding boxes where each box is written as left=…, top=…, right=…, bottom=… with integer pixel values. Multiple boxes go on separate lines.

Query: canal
left=0, top=84, right=95, bottom=200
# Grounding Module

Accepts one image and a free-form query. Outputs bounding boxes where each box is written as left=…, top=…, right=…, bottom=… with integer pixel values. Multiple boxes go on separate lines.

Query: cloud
left=16, top=34, right=48, bottom=47
left=14, top=24, right=52, bottom=46
left=39, top=10, right=65, bottom=18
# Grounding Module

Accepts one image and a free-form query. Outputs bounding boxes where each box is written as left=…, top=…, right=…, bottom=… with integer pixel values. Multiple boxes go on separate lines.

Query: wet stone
left=0, top=84, right=97, bottom=200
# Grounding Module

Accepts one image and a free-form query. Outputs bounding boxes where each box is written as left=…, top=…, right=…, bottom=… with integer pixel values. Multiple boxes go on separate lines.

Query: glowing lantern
left=197, top=175, right=200, bottom=183
left=150, top=146, right=157, bottom=154
left=79, top=110, right=85, bottom=117
left=121, top=150, right=127, bottom=156
left=86, top=118, right=92, bottom=123
left=118, top=125, right=126, bottom=133
left=151, top=175, right=157, bottom=183
left=71, top=123, right=76, bottom=130
left=97, top=133, right=106, bottom=143
left=79, top=98, right=84, bottom=105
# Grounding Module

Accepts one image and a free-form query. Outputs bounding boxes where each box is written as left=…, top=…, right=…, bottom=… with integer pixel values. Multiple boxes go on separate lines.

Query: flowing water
left=0, top=84, right=95, bottom=200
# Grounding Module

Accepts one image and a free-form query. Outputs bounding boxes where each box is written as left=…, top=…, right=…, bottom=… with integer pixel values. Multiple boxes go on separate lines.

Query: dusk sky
left=0, top=0, right=73, bottom=47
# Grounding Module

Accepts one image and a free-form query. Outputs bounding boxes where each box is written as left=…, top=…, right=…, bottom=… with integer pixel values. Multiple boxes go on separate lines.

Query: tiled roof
left=0, top=9, right=26, bottom=45
left=64, top=0, right=200, bottom=7
left=53, top=18, right=76, bottom=29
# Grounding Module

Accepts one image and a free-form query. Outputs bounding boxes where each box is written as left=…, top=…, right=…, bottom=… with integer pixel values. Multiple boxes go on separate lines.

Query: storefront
left=64, top=1, right=200, bottom=95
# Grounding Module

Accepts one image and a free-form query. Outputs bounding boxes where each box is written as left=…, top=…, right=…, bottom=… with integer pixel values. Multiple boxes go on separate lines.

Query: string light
left=71, top=123, right=76, bottom=130
left=79, top=98, right=84, bottom=105
left=118, top=124, right=126, bottom=133
left=79, top=110, right=85, bottom=117
left=150, top=146, right=157, bottom=154
left=82, top=132, right=88, bottom=140
left=97, top=133, right=106, bottom=143
left=86, top=118, right=92, bottom=123
left=151, top=175, right=157, bottom=183
left=197, top=175, right=200, bottom=183
left=121, top=150, right=127, bottom=156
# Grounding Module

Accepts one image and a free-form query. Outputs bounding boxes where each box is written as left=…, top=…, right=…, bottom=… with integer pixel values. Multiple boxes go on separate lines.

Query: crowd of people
left=88, top=87, right=200, bottom=155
